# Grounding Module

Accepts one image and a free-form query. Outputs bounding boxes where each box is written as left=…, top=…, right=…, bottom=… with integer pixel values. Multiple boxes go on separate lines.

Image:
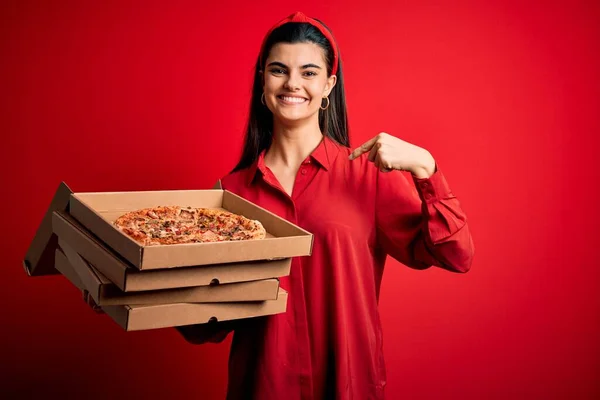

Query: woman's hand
left=348, top=132, right=436, bottom=178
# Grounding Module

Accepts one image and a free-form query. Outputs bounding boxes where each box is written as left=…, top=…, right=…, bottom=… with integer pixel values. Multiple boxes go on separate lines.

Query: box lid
left=23, top=181, right=73, bottom=276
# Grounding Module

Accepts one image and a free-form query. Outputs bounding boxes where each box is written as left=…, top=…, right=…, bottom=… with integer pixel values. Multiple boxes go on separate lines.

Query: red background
left=2, top=1, right=599, bottom=398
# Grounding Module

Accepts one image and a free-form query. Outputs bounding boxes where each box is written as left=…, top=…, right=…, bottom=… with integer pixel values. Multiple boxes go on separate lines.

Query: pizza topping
left=113, top=206, right=266, bottom=246
left=179, top=209, right=195, bottom=219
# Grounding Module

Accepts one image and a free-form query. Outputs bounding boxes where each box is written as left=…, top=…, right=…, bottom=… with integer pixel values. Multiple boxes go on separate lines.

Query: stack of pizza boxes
left=23, top=181, right=312, bottom=331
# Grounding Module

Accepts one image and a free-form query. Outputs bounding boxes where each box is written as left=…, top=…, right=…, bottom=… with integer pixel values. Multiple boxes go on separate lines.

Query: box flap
left=23, top=182, right=73, bottom=276
left=59, top=239, right=103, bottom=303
left=54, top=248, right=85, bottom=290
left=213, top=180, right=223, bottom=189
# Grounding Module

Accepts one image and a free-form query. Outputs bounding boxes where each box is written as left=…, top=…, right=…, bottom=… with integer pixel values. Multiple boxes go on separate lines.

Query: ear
left=324, top=74, right=337, bottom=97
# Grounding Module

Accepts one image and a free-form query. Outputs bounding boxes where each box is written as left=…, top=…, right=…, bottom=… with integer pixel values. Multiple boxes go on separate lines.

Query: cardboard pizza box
left=105, top=290, right=288, bottom=332
left=68, top=187, right=313, bottom=270
left=22, top=182, right=73, bottom=276
left=55, top=249, right=288, bottom=332
left=53, top=211, right=292, bottom=292
left=56, top=244, right=280, bottom=306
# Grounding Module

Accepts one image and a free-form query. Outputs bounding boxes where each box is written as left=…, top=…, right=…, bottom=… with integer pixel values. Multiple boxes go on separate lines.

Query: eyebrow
left=267, top=61, right=322, bottom=70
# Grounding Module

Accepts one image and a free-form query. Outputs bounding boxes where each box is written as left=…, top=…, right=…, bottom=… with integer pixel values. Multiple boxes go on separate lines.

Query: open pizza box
left=53, top=210, right=292, bottom=292
left=69, top=186, right=312, bottom=270
left=55, top=246, right=288, bottom=331
left=23, top=180, right=305, bottom=278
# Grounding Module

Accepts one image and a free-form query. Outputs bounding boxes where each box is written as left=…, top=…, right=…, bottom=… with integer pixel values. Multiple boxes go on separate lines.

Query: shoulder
left=220, top=168, right=250, bottom=192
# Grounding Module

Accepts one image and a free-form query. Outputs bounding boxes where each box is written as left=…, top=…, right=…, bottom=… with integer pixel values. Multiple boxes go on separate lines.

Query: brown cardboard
left=52, top=211, right=292, bottom=292
left=55, top=249, right=288, bottom=331
left=23, top=181, right=72, bottom=276
left=105, top=288, right=287, bottom=331
left=57, top=242, right=280, bottom=305
left=54, top=249, right=85, bottom=291
left=69, top=189, right=313, bottom=269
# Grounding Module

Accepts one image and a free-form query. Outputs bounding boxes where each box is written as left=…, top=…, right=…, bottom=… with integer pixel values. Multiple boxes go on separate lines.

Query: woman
left=179, top=11, right=474, bottom=400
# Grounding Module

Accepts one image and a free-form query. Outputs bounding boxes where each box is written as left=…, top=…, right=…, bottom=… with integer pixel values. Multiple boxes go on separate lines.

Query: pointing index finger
left=349, top=136, right=379, bottom=160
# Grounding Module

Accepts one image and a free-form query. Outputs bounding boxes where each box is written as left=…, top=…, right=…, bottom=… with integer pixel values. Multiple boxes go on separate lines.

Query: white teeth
left=280, top=96, right=306, bottom=103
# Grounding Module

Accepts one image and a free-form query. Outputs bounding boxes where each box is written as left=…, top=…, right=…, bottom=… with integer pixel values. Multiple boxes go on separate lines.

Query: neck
left=266, top=118, right=324, bottom=169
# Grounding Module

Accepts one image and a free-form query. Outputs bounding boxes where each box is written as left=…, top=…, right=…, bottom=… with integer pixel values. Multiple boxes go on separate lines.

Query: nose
left=283, top=71, right=301, bottom=91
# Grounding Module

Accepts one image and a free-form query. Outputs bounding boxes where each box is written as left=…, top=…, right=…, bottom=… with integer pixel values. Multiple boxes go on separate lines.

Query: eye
left=303, top=71, right=317, bottom=77
left=269, top=68, right=287, bottom=75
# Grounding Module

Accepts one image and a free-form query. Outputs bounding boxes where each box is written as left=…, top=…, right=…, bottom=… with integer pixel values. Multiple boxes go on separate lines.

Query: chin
left=273, top=108, right=318, bottom=124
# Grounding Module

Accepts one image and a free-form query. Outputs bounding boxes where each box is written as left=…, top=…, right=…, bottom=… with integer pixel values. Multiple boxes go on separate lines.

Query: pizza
left=113, top=206, right=266, bottom=246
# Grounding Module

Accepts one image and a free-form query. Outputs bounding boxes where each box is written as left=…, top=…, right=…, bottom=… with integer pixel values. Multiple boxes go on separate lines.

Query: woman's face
left=262, top=42, right=337, bottom=124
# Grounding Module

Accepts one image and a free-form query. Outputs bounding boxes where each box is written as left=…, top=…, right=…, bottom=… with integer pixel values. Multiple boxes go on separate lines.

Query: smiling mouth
left=277, top=95, right=308, bottom=104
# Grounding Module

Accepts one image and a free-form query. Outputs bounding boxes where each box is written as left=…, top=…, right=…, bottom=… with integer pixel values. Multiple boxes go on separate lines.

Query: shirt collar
left=245, top=135, right=343, bottom=186
left=309, top=135, right=334, bottom=171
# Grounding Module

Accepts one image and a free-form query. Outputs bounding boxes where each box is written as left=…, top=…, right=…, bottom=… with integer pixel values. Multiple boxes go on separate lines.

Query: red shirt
left=177, top=136, right=474, bottom=399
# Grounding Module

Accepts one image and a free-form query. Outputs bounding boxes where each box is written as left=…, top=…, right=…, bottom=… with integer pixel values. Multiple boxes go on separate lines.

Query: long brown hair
left=232, top=21, right=349, bottom=172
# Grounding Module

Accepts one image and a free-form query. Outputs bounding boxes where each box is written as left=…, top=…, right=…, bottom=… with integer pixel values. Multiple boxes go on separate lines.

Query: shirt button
left=425, top=193, right=432, bottom=199
left=422, top=182, right=429, bottom=188
left=301, top=169, right=307, bottom=175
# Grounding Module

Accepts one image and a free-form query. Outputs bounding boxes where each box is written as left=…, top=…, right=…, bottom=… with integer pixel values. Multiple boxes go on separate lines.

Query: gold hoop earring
left=320, top=96, right=330, bottom=110
left=261, top=93, right=266, bottom=106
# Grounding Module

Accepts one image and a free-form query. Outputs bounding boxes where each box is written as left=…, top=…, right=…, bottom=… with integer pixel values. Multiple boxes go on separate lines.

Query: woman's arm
left=376, top=168, right=474, bottom=273
left=350, top=132, right=474, bottom=272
